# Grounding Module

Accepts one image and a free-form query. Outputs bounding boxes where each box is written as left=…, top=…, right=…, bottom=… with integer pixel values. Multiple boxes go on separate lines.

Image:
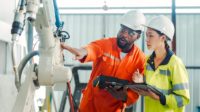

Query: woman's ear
left=161, top=35, right=167, bottom=41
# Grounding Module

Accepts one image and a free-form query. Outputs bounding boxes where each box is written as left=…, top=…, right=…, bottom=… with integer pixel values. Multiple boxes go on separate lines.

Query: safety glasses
left=120, top=25, right=141, bottom=36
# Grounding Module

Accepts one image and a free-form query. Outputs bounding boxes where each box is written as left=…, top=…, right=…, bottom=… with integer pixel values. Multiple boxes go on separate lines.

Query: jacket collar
left=147, top=49, right=174, bottom=70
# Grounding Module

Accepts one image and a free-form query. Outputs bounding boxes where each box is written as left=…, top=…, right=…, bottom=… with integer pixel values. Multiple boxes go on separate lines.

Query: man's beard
left=117, top=35, right=133, bottom=53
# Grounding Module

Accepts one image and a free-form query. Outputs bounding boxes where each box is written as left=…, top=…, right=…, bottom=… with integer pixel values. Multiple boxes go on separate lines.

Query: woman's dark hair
left=153, top=29, right=170, bottom=50
left=164, top=40, right=170, bottom=50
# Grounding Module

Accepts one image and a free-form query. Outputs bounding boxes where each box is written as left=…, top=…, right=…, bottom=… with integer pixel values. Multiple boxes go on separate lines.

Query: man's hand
left=106, top=86, right=127, bottom=102
left=61, top=43, right=87, bottom=60
left=132, top=69, right=144, bottom=83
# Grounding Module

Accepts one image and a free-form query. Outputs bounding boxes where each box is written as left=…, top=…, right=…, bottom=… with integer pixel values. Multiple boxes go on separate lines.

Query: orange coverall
left=79, top=37, right=145, bottom=112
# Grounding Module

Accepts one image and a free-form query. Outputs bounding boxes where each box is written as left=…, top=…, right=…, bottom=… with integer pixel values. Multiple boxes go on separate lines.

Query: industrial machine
left=10, top=0, right=72, bottom=111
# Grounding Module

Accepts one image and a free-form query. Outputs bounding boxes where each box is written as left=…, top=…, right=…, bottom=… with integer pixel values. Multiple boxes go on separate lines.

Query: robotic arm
left=35, top=0, right=71, bottom=85
left=11, top=0, right=72, bottom=111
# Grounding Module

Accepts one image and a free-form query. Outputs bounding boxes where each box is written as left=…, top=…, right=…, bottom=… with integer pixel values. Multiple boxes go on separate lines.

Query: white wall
left=0, top=0, right=17, bottom=24
left=0, top=1, right=27, bottom=112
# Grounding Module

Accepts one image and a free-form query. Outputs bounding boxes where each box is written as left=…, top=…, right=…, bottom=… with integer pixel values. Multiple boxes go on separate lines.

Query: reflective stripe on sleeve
left=174, top=95, right=184, bottom=107
left=173, top=83, right=189, bottom=91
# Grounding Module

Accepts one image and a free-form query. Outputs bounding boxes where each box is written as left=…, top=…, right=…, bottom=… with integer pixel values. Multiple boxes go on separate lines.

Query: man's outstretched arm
left=61, top=43, right=88, bottom=60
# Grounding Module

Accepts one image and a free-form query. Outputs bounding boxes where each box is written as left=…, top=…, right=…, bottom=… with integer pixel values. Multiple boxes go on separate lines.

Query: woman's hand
left=147, top=89, right=160, bottom=100
left=131, top=69, right=160, bottom=101
left=132, top=69, right=144, bottom=83
left=134, top=89, right=160, bottom=101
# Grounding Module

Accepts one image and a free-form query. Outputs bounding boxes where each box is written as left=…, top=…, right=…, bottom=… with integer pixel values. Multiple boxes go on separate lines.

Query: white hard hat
left=144, top=15, right=174, bottom=40
left=120, top=10, right=146, bottom=31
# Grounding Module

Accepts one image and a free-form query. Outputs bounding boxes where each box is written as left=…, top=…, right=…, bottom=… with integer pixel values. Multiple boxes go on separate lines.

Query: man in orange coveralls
left=61, top=10, right=146, bottom=112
